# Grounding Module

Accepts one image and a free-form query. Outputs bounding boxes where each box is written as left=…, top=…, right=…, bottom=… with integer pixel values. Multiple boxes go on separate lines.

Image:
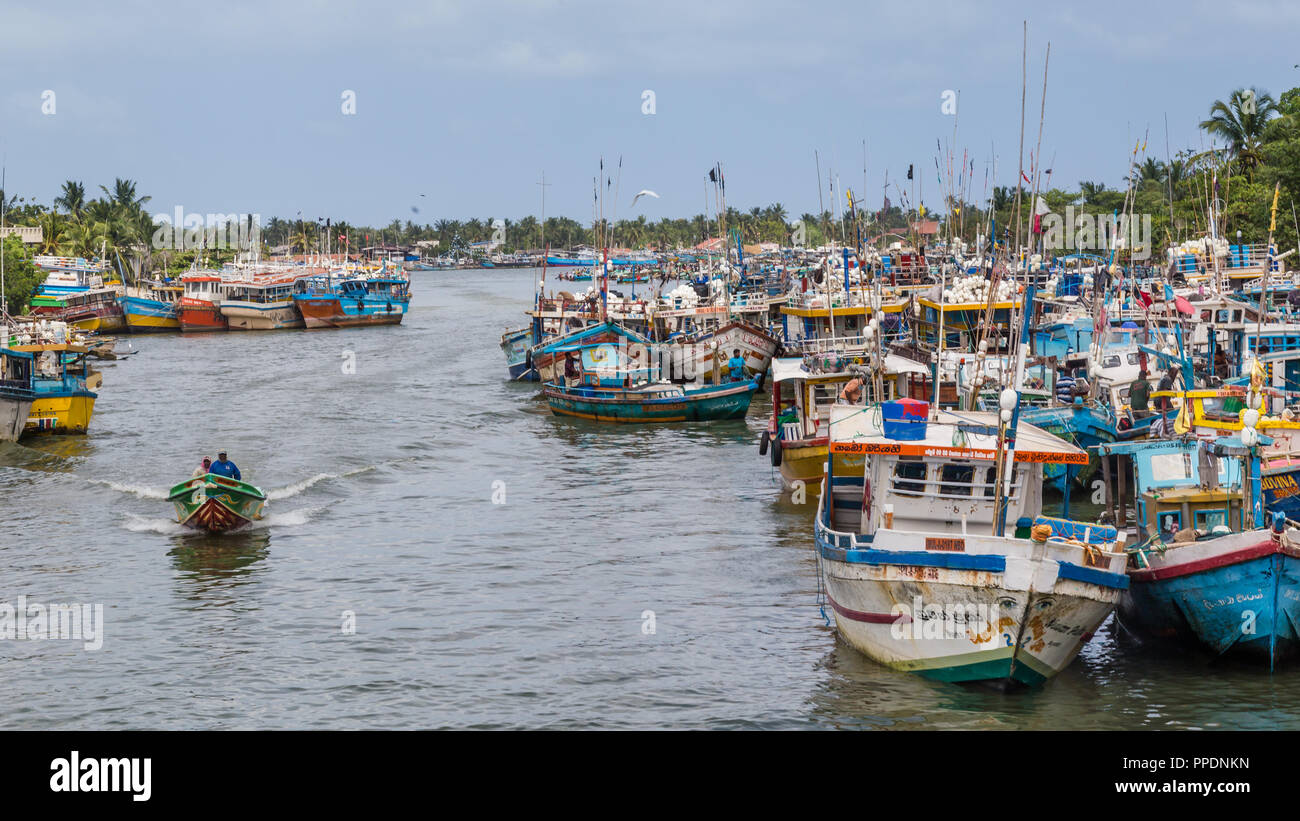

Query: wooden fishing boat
left=817, top=401, right=1128, bottom=686
left=62, top=288, right=126, bottom=333
left=122, top=281, right=183, bottom=332
left=179, top=275, right=229, bottom=332
left=0, top=348, right=35, bottom=442
left=544, top=379, right=756, bottom=422
left=221, top=277, right=306, bottom=330
left=293, top=276, right=409, bottom=329
left=167, top=473, right=267, bottom=532
left=763, top=357, right=857, bottom=490
left=500, top=325, right=538, bottom=381
left=8, top=343, right=98, bottom=434
left=1099, top=435, right=1300, bottom=667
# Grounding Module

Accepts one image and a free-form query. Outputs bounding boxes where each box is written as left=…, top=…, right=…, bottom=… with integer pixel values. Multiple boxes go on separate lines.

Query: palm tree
left=54, top=180, right=86, bottom=220
left=99, top=178, right=151, bottom=213
left=1200, top=88, right=1279, bottom=173
left=1079, top=181, right=1107, bottom=206
left=36, top=212, right=70, bottom=254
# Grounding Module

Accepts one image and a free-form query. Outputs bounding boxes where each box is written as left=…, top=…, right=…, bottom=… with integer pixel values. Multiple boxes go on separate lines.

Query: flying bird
left=630, top=189, right=660, bottom=208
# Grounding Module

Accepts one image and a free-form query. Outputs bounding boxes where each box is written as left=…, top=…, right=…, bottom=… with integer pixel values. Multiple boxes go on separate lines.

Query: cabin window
left=1195, top=510, right=1227, bottom=531
left=980, top=466, right=1019, bottom=497
left=1149, top=453, right=1194, bottom=482
left=1218, top=310, right=1230, bottom=323
left=1127, top=353, right=1139, bottom=365
left=893, top=460, right=927, bottom=495
left=1103, top=355, right=1120, bottom=369
left=1158, top=511, right=1182, bottom=535
left=1201, top=396, right=1244, bottom=421
left=938, top=464, right=975, bottom=497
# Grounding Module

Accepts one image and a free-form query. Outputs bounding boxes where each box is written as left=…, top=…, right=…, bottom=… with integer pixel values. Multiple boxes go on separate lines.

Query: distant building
left=910, top=220, right=940, bottom=237
left=0, top=225, right=42, bottom=245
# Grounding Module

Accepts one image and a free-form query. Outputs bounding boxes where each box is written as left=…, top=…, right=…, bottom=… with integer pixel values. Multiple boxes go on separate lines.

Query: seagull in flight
left=630, top=189, right=660, bottom=208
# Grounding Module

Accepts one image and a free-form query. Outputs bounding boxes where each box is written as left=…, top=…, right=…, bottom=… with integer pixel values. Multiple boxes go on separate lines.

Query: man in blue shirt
left=209, top=451, right=241, bottom=481
left=727, top=349, right=747, bottom=382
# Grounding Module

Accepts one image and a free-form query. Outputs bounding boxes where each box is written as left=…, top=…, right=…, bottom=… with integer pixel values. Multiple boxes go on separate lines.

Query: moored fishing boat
left=61, top=287, right=126, bottom=333
left=122, top=280, right=183, bottom=332
left=167, top=473, right=267, bottom=532
left=293, top=276, right=410, bottom=329
left=179, top=274, right=229, bottom=332
left=500, top=325, right=537, bottom=381
left=8, top=342, right=98, bottom=434
left=1099, top=434, right=1300, bottom=667
left=0, top=348, right=35, bottom=441
left=816, top=401, right=1128, bottom=686
left=221, top=277, right=306, bottom=330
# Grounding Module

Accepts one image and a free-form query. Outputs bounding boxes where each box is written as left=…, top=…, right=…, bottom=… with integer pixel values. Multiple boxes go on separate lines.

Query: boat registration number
left=925, top=537, right=965, bottom=552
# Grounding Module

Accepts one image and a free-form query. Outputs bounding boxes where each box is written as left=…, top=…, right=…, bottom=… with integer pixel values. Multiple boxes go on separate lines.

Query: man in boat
left=192, top=457, right=212, bottom=479
left=727, top=349, right=747, bottom=382
left=209, top=451, right=241, bottom=481
left=839, top=372, right=865, bottom=405
left=564, top=353, right=581, bottom=387
left=1129, top=369, right=1151, bottom=417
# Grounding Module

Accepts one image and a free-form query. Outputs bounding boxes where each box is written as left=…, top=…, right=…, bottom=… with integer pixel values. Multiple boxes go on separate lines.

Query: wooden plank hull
left=122, top=295, right=181, bottom=332
left=543, top=380, right=757, bottom=423
left=179, top=299, right=228, bottom=332
left=25, top=392, right=96, bottom=434
left=1120, top=532, right=1300, bottom=666
left=296, top=297, right=405, bottom=329
left=0, top=395, right=32, bottom=441
left=221, top=302, right=304, bottom=331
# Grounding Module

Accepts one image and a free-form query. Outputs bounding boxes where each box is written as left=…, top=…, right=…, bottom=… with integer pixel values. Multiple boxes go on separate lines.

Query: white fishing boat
left=814, top=401, right=1129, bottom=686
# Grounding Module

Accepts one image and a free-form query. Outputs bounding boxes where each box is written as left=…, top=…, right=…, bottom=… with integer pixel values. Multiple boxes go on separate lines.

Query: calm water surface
left=2, top=268, right=1297, bottom=729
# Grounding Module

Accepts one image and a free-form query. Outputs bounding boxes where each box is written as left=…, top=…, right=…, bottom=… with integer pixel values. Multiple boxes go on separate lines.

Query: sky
left=1, top=0, right=1298, bottom=228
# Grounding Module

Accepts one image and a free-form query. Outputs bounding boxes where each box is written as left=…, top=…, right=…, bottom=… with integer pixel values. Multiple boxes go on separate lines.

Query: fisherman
left=1155, top=365, right=1179, bottom=413
left=1055, top=367, right=1075, bottom=404
left=564, top=352, right=581, bottom=386
left=839, top=372, right=865, bottom=404
left=191, top=457, right=212, bottom=479
left=727, top=349, right=746, bottom=382
left=1129, top=368, right=1151, bottom=416
left=209, top=451, right=241, bottom=481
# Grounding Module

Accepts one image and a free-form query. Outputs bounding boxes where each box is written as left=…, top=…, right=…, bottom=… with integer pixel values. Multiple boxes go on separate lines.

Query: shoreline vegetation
left=3, top=85, right=1299, bottom=315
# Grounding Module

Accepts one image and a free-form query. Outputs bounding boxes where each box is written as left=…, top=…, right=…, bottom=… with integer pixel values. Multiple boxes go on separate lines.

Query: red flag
left=1021, top=170, right=1031, bottom=184
left=1137, top=290, right=1152, bottom=308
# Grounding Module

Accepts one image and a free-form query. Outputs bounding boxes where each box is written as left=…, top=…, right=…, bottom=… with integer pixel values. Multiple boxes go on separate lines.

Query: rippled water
left=2, top=268, right=1298, bottom=729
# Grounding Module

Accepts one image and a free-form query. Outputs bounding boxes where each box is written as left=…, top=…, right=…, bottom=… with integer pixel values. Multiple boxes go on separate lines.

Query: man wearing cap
left=209, top=451, right=241, bottom=481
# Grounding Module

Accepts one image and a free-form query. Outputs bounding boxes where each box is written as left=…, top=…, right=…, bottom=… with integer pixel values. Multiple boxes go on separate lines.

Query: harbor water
left=2, top=267, right=1298, bottom=729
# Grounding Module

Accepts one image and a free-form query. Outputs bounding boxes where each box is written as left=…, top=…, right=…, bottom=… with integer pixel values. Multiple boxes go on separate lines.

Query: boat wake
left=266, top=466, right=376, bottom=500
left=94, top=480, right=169, bottom=500
left=122, top=514, right=187, bottom=534
left=121, top=506, right=321, bottom=533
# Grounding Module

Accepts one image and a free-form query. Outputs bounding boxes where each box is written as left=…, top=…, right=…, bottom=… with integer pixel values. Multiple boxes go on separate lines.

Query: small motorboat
left=167, top=473, right=267, bottom=532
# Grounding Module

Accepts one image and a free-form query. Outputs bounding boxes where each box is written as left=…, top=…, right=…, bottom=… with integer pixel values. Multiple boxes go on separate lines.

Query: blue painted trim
left=1056, top=561, right=1130, bottom=590
left=817, top=538, right=1007, bottom=571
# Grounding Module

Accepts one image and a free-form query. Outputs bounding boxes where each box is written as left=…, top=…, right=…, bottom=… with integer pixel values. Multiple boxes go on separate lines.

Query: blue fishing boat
left=294, top=276, right=410, bottom=329
left=500, top=325, right=538, bottom=381
left=1099, top=435, right=1300, bottom=668
left=1019, top=402, right=1116, bottom=493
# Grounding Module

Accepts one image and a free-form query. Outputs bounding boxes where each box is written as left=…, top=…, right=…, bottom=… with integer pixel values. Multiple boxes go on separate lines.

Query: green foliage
left=1, top=235, right=43, bottom=315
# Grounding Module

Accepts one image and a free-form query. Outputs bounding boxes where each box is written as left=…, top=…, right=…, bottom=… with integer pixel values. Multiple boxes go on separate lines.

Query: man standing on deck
left=727, top=349, right=746, bottom=382
left=210, top=451, right=241, bottom=481
left=1129, top=369, right=1151, bottom=417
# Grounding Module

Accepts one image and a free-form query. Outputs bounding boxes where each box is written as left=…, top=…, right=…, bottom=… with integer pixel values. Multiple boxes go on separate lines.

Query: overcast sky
left=2, top=0, right=1297, bottom=226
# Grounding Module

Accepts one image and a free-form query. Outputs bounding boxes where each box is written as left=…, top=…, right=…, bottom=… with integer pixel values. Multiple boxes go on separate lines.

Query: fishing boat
left=537, top=322, right=757, bottom=422
left=61, top=287, right=126, bottom=333
left=121, top=280, right=183, bottom=332
left=500, top=325, right=538, bottom=381
left=0, top=348, right=35, bottom=441
left=815, top=400, right=1129, bottom=686
left=8, top=342, right=98, bottom=434
left=764, top=357, right=856, bottom=490
left=167, top=473, right=267, bottom=532
left=1099, top=434, right=1300, bottom=667
left=178, top=274, right=229, bottom=332
left=293, top=276, right=410, bottom=329
left=221, top=276, right=306, bottom=330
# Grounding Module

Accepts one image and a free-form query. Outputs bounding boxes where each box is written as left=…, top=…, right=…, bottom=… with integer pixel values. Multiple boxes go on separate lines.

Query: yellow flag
left=1174, top=399, right=1191, bottom=434
left=919, top=204, right=926, bottom=217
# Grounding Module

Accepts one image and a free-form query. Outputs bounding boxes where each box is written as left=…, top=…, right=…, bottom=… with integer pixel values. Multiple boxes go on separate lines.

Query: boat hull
left=121, top=295, right=180, bottom=333
left=179, top=299, right=228, bottom=332
left=819, top=533, right=1125, bottom=685
left=1119, top=531, right=1300, bottom=666
left=0, top=395, right=33, bottom=441
left=296, top=297, right=406, bottom=329
left=221, top=301, right=304, bottom=331
left=167, top=474, right=267, bottom=532
left=665, top=321, right=782, bottom=384
left=66, top=305, right=126, bottom=333
left=25, top=392, right=96, bottom=434
left=543, top=380, right=757, bottom=423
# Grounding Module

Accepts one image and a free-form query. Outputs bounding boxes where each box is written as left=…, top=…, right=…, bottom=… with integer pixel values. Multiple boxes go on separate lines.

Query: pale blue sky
left=1, top=0, right=1297, bottom=226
